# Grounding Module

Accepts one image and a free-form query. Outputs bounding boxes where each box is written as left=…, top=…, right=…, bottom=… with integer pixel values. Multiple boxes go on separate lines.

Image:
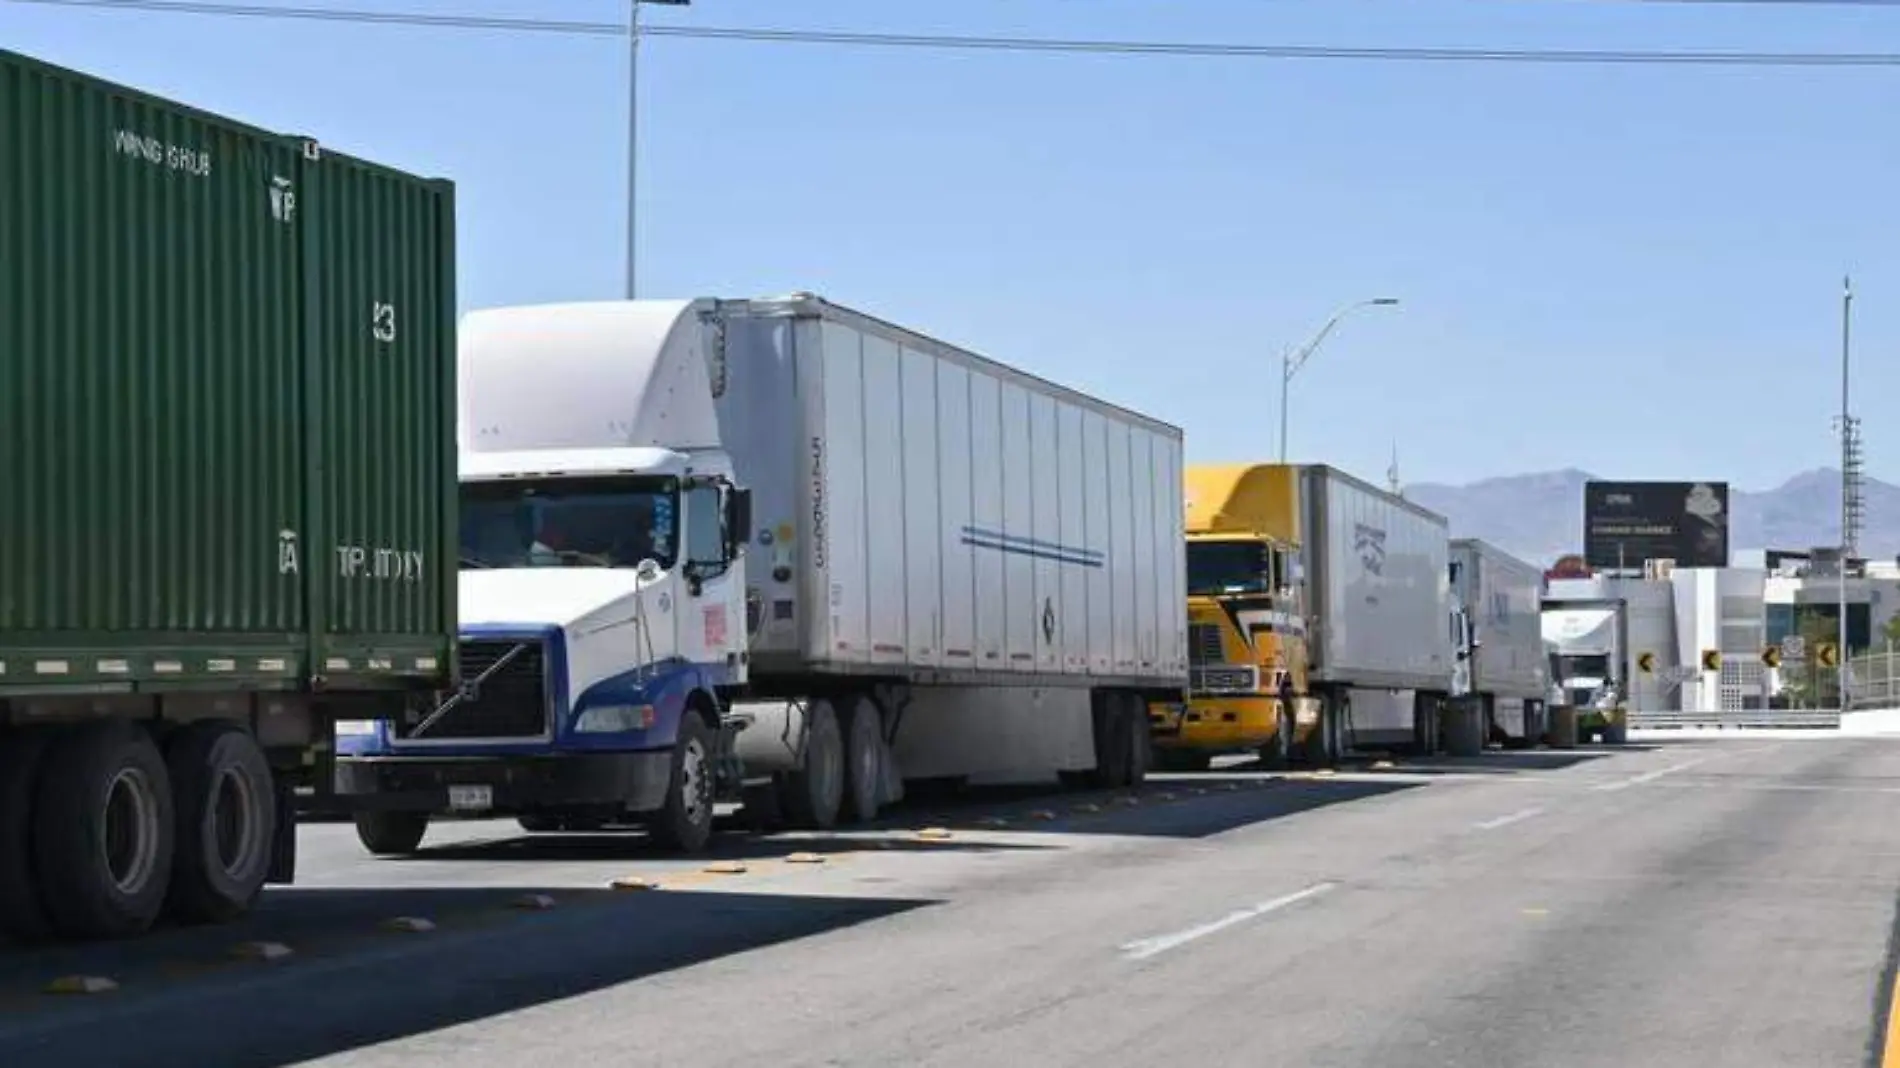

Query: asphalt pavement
left=4, top=734, right=1900, bottom=1068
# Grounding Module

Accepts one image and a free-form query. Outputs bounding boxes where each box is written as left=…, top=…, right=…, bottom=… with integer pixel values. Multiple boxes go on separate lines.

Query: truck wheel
left=518, top=814, right=564, bottom=833
left=840, top=696, right=883, bottom=825
left=1259, top=704, right=1295, bottom=770
left=1124, top=694, right=1152, bottom=786
left=354, top=811, right=429, bottom=856
left=1089, top=693, right=1134, bottom=788
left=781, top=699, right=844, bottom=830
left=33, top=723, right=176, bottom=941
left=1602, top=719, right=1629, bottom=746
left=164, top=723, right=276, bottom=925
left=648, top=712, right=716, bottom=853
left=0, top=730, right=55, bottom=944
left=1301, top=697, right=1341, bottom=768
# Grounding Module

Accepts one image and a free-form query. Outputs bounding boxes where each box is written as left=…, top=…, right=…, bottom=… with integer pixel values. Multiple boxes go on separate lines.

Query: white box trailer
left=716, top=295, right=1188, bottom=784
left=342, top=293, right=1189, bottom=856
left=1296, top=465, right=1456, bottom=748
left=1450, top=538, right=1550, bottom=746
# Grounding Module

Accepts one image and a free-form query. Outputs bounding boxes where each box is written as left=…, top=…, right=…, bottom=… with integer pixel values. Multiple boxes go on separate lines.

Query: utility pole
left=627, top=0, right=692, bottom=300
left=1838, top=276, right=1857, bottom=708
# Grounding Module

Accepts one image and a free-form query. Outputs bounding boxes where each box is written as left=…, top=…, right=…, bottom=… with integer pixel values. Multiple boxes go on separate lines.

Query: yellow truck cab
left=1149, top=465, right=1320, bottom=771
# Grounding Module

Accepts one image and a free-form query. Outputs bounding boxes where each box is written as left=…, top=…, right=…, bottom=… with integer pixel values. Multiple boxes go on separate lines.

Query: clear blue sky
left=6, top=0, right=1897, bottom=489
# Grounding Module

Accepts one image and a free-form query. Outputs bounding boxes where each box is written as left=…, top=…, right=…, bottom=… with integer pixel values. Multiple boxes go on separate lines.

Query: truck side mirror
left=725, top=488, right=753, bottom=558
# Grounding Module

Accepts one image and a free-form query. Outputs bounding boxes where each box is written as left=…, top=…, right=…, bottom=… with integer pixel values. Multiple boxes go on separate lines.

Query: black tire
left=164, top=723, right=277, bottom=925
left=1602, top=719, right=1629, bottom=746
left=1258, top=703, right=1295, bottom=770
left=355, top=811, right=429, bottom=856
left=840, top=696, right=883, bottom=825
left=781, top=699, right=844, bottom=830
left=0, top=730, right=55, bottom=945
left=1124, top=694, right=1152, bottom=787
left=647, top=711, right=717, bottom=853
left=1089, top=693, right=1134, bottom=789
left=33, top=723, right=176, bottom=941
left=517, top=814, right=564, bottom=833
left=1414, top=695, right=1441, bottom=757
left=1301, top=695, right=1341, bottom=768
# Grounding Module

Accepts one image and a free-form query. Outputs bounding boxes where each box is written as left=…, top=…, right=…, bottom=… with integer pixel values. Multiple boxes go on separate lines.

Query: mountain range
left=1401, top=468, right=1900, bottom=569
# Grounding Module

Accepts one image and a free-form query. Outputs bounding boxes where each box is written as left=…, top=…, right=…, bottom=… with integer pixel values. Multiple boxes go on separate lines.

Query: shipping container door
left=0, top=58, right=305, bottom=677
left=899, top=343, right=941, bottom=668
left=305, top=150, right=455, bottom=674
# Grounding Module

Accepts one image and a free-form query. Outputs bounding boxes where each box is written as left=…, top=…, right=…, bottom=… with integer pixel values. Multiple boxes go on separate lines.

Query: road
left=3, top=735, right=1899, bottom=1068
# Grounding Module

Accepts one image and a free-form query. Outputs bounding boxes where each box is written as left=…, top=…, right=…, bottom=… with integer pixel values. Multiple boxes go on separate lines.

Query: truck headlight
left=574, top=704, right=657, bottom=734
left=334, top=719, right=381, bottom=737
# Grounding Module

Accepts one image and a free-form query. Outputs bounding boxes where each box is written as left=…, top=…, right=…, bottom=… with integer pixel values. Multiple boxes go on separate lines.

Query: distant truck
left=0, top=48, right=458, bottom=943
left=1150, top=463, right=1463, bottom=769
left=335, top=295, right=1188, bottom=852
left=1542, top=597, right=1630, bottom=744
left=1449, top=540, right=1551, bottom=748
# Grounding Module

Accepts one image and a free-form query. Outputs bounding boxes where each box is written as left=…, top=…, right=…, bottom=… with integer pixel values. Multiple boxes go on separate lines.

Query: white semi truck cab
left=337, top=303, right=756, bottom=853
left=337, top=295, right=1188, bottom=854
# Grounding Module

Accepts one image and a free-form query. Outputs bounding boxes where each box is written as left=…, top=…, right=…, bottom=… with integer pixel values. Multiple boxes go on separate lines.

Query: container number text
left=337, top=545, right=426, bottom=583
left=372, top=302, right=398, bottom=344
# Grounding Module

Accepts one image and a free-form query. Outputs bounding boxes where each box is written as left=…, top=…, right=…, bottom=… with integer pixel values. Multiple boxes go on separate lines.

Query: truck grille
left=1189, top=623, right=1225, bottom=666
left=396, top=639, right=551, bottom=741
left=1191, top=665, right=1258, bottom=694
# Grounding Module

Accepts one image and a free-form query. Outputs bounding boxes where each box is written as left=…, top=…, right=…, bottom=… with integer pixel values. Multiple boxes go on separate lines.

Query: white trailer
left=1295, top=465, right=1457, bottom=752
left=1449, top=539, right=1550, bottom=748
left=338, top=294, right=1187, bottom=853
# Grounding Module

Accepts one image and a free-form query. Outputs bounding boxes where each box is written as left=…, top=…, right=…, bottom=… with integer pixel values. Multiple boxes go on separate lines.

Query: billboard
left=1583, top=481, right=1730, bottom=569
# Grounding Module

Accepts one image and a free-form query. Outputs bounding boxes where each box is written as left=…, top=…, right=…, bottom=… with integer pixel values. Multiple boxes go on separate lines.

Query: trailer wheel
left=354, top=811, right=429, bottom=856
left=0, top=729, right=56, bottom=944
left=33, top=723, right=176, bottom=941
left=164, top=723, right=276, bottom=925
left=781, top=699, right=844, bottom=830
left=840, top=696, right=883, bottom=825
left=1123, top=694, right=1151, bottom=787
left=1259, top=703, right=1295, bottom=771
left=1087, top=692, right=1134, bottom=788
left=648, top=712, right=716, bottom=853
left=1301, top=695, right=1342, bottom=768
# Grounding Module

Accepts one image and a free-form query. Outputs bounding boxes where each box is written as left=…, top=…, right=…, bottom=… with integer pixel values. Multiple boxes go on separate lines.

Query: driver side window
left=684, top=484, right=726, bottom=569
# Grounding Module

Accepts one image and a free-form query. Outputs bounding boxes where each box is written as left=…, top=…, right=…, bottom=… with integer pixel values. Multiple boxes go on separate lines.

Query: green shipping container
left=0, top=48, right=457, bottom=696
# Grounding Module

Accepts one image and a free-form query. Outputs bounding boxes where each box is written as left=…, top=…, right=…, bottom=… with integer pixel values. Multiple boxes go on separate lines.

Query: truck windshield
left=1187, top=540, right=1273, bottom=596
left=459, top=476, right=678, bottom=570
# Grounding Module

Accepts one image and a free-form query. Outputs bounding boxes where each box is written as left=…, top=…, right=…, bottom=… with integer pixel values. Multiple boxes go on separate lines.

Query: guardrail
left=1628, top=707, right=1842, bottom=729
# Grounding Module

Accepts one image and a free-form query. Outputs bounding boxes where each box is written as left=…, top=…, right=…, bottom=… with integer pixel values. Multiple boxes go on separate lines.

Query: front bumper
left=1150, top=695, right=1287, bottom=752
left=334, top=751, right=673, bottom=815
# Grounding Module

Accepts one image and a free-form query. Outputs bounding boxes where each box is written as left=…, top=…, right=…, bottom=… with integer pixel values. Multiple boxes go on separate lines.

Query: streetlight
left=1277, top=297, right=1400, bottom=463
left=628, top=0, right=691, bottom=301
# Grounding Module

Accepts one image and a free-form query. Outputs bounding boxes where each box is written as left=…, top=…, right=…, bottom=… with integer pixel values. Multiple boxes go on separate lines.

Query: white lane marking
left=1473, top=806, right=1544, bottom=831
left=1119, top=882, right=1337, bottom=961
left=1595, top=756, right=1710, bottom=792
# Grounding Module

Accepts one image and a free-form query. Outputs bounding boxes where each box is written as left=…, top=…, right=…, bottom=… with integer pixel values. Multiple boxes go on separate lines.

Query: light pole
left=1277, top=297, right=1400, bottom=463
left=627, top=0, right=691, bottom=300
left=1839, top=275, right=1853, bottom=708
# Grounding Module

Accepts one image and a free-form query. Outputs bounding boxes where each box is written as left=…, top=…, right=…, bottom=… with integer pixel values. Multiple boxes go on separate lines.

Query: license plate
left=447, top=784, right=493, bottom=812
